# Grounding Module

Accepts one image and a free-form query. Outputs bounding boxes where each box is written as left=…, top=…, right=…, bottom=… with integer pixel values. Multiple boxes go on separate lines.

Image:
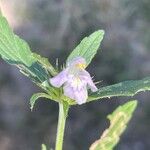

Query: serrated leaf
left=0, top=14, right=53, bottom=85
left=30, top=93, right=54, bottom=110
left=67, top=30, right=104, bottom=66
left=88, top=76, right=150, bottom=102
left=32, top=53, right=57, bottom=76
left=19, top=61, right=49, bottom=83
left=0, top=15, right=36, bottom=66
left=90, top=100, right=137, bottom=150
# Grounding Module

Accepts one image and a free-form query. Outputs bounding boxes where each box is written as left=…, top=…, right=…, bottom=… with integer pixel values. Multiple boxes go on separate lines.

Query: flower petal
left=64, top=83, right=88, bottom=105
left=49, top=69, right=68, bottom=88
left=87, top=77, right=98, bottom=92
left=80, top=70, right=98, bottom=92
left=74, top=87, right=88, bottom=105
left=63, top=84, right=76, bottom=100
left=67, top=56, right=86, bottom=67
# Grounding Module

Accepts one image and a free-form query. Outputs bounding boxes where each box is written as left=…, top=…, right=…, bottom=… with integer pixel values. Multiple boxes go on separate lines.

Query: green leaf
left=0, top=15, right=36, bottom=66
left=19, top=61, right=49, bottom=83
left=0, top=14, right=55, bottom=85
left=0, top=14, right=59, bottom=105
left=30, top=92, right=55, bottom=110
left=32, top=53, right=58, bottom=76
left=89, top=100, right=137, bottom=150
left=88, top=76, right=150, bottom=102
left=67, top=30, right=104, bottom=66
left=41, top=144, right=47, bottom=150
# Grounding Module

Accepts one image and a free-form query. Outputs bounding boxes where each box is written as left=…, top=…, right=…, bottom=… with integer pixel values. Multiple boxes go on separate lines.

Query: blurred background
left=0, top=0, right=150, bottom=150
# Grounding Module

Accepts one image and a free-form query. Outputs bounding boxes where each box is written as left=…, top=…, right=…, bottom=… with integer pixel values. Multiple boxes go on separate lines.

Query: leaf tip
left=30, top=106, right=33, bottom=111
left=95, top=29, right=105, bottom=38
left=123, top=100, right=138, bottom=113
left=41, top=144, right=47, bottom=150
left=29, top=103, right=34, bottom=111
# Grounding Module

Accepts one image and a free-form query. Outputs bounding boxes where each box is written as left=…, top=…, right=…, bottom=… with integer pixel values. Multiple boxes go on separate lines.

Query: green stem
left=55, top=102, right=69, bottom=150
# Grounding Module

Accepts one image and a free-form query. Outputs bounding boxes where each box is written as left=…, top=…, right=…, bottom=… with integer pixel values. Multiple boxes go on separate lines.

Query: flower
left=49, top=57, right=98, bottom=105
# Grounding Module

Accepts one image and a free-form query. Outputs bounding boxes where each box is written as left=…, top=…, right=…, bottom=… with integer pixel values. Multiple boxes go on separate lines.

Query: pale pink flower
left=50, top=57, right=98, bottom=104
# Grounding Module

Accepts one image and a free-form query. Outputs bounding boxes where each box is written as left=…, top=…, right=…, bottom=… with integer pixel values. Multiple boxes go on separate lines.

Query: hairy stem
left=55, top=102, right=69, bottom=150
